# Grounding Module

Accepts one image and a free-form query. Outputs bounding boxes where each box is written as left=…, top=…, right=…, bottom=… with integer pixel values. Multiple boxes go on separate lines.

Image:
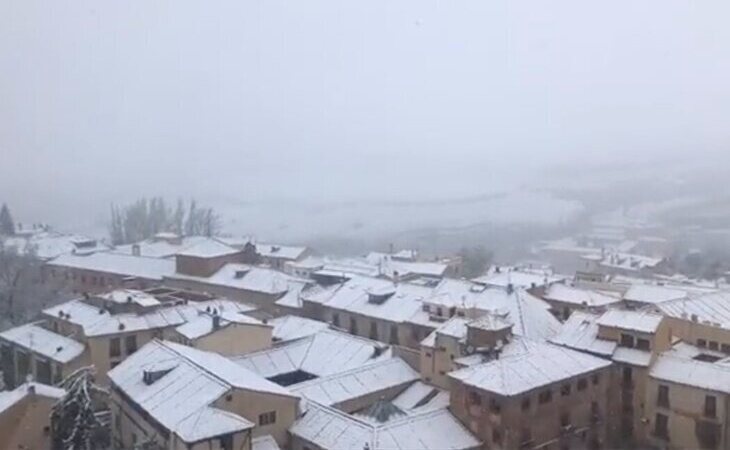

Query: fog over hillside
left=2, top=0, right=730, bottom=245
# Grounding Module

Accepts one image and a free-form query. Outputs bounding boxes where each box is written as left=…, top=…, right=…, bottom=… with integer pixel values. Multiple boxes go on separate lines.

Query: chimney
left=212, top=314, right=221, bottom=330
left=132, top=244, right=141, bottom=257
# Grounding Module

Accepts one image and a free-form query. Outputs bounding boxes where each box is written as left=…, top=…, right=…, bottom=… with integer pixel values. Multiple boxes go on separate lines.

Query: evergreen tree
left=0, top=203, right=15, bottom=236
left=51, top=367, right=110, bottom=450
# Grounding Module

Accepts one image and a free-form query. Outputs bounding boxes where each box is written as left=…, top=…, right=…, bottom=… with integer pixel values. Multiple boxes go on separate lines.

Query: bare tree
left=0, top=243, right=67, bottom=329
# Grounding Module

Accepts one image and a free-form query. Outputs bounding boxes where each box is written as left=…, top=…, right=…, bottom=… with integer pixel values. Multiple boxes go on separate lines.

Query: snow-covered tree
left=0, top=203, right=15, bottom=236
left=51, top=367, right=110, bottom=450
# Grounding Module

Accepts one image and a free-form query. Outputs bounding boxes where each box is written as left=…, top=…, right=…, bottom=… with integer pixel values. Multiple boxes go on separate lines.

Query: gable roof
left=549, top=311, right=617, bottom=357
left=175, top=239, right=240, bottom=258
left=0, top=323, right=85, bottom=363
left=449, top=341, right=610, bottom=396
left=596, top=309, right=663, bottom=333
left=234, top=329, right=391, bottom=380
left=291, top=358, right=418, bottom=408
left=108, top=340, right=295, bottom=443
left=48, top=252, right=175, bottom=280
left=290, top=402, right=480, bottom=450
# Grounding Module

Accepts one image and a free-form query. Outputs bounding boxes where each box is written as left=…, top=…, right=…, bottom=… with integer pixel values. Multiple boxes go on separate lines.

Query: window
left=708, top=341, right=719, bottom=351
left=492, top=428, right=502, bottom=444
left=349, top=317, right=358, bottom=335
left=704, top=395, right=716, bottom=418
left=17, top=351, right=30, bottom=378
left=697, top=339, right=707, bottom=348
left=125, top=335, right=137, bottom=355
left=219, top=435, right=233, bottom=450
left=436, top=307, right=443, bottom=316
left=332, top=313, right=340, bottom=327
left=560, top=412, right=571, bottom=427
left=109, top=337, right=121, bottom=358
left=369, top=321, right=378, bottom=340
left=36, top=358, right=52, bottom=385
left=622, top=367, right=633, bottom=387
left=259, top=411, right=276, bottom=426
left=591, top=401, right=600, bottom=418
left=538, top=390, right=552, bottom=404
left=657, top=385, right=669, bottom=408
left=577, top=378, right=588, bottom=391
left=620, top=333, right=635, bottom=348
left=721, top=343, right=730, bottom=354
left=521, top=397, right=531, bottom=411
left=389, top=325, right=399, bottom=345
left=560, top=383, right=571, bottom=396
left=592, top=373, right=600, bottom=385
left=654, top=413, right=669, bottom=439
left=489, top=398, right=501, bottom=414
left=636, top=338, right=650, bottom=351
left=468, top=391, right=482, bottom=406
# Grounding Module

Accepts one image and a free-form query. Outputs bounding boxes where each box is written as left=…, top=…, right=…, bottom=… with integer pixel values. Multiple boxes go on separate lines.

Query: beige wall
left=213, top=389, right=299, bottom=447
left=88, top=328, right=170, bottom=384
left=450, top=366, right=610, bottom=450
left=420, top=334, right=461, bottom=389
left=186, top=323, right=273, bottom=356
left=664, top=316, right=730, bottom=354
left=0, top=389, right=56, bottom=450
left=112, top=388, right=254, bottom=450
left=645, top=377, right=729, bottom=450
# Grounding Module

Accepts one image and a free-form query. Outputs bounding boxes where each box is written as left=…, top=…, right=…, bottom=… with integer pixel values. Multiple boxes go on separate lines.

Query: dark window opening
left=267, top=370, right=317, bottom=387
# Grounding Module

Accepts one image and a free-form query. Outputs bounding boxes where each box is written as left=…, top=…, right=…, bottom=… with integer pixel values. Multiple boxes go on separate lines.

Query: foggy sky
left=1, top=0, right=730, bottom=231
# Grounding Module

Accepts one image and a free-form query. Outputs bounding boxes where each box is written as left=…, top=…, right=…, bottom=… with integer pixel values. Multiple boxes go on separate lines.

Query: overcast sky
left=1, top=0, right=729, bottom=229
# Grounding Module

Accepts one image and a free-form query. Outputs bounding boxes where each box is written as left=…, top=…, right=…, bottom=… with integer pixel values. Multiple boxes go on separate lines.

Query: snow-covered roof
left=391, top=382, right=441, bottom=410
left=269, top=315, right=330, bottom=342
left=549, top=311, right=616, bottom=357
left=365, top=253, right=448, bottom=278
left=657, top=291, right=730, bottom=331
left=108, top=340, right=295, bottom=443
left=650, top=354, right=730, bottom=394
left=469, top=314, right=513, bottom=332
left=48, top=252, right=176, bottom=280
left=599, top=252, right=664, bottom=272
left=449, top=341, right=611, bottom=396
left=420, top=279, right=561, bottom=341
left=0, top=323, right=85, bottom=363
left=252, top=435, right=281, bottom=450
left=0, top=382, right=65, bottom=414
left=111, top=236, right=217, bottom=259
left=623, top=284, right=687, bottom=305
left=543, top=284, right=621, bottom=308
left=596, top=309, right=663, bottom=333
left=43, top=298, right=255, bottom=337
left=2, top=232, right=108, bottom=259
left=612, top=347, right=652, bottom=367
left=290, top=402, right=480, bottom=450
left=175, top=311, right=268, bottom=340
left=168, top=264, right=306, bottom=296
left=472, top=268, right=566, bottom=289
left=308, top=276, right=432, bottom=323
left=234, top=329, right=391, bottom=380
left=291, top=358, right=418, bottom=407
left=256, top=243, right=308, bottom=261
left=175, top=239, right=240, bottom=258
left=97, top=289, right=161, bottom=307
